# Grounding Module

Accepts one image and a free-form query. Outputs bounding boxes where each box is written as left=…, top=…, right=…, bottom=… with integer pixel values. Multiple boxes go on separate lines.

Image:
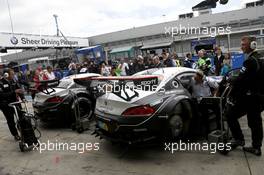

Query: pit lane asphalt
left=0, top=102, right=263, bottom=175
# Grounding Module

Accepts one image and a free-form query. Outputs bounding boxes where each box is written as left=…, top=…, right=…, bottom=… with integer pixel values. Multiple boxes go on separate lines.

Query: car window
left=57, top=80, right=72, bottom=89
left=133, top=68, right=159, bottom=76
left=176, top=73, right=196, bottom=89
left=68, top=84, right=76, bottom=89
left=73, top=83, right=85, bottom=88
left=164, top=79, right=180, bottom=91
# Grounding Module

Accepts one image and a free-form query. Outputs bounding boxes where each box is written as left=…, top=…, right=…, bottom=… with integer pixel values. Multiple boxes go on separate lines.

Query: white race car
left=75, top=67, right=225, bottom=143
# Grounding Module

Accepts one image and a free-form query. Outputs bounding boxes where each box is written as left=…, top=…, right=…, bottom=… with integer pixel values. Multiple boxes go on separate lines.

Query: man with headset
left=0, top=68, right=24, bottom=141
left=226, top=36, right=264, bottom=156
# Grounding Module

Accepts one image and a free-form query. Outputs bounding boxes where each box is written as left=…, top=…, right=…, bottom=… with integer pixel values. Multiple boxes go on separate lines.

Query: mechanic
left=189, top=70, right=220, bottom=135
left=0, top=68, right=25, bottom=141
left=226, top=36, right=264, bottom=156
left=190, top=70, right=218, bottom=99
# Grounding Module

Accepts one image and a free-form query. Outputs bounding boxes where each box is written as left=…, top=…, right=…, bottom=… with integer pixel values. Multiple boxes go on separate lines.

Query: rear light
left=121, top=105, right=155, bottom=117
left=46, top=96, right=64, bottom=103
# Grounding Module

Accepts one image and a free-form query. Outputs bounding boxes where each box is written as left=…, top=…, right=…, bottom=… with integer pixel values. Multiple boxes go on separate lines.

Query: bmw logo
left=10, top=36, right=18, bottom=45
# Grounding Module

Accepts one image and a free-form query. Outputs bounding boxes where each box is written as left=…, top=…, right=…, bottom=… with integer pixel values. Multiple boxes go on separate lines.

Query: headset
left=4, top=72, right=9, bottom=78
left=250, top=40, right=257, bottom=50
left=3, top=68, right=11, bottom=79
left=248, top=36, right=257, bottom=50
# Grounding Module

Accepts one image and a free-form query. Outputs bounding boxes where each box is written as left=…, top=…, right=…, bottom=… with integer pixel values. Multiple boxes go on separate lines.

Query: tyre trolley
left=9, top=101, right=41, bottom=152
left=207, top=85, right=233, bottom=154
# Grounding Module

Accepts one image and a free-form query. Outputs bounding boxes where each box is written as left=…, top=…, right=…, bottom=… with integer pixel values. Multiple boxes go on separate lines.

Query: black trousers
left=1, top=105, right=19, bottom=136
left=191, top=98, right=221, bottom=136
left=226, top=95, right=263, bottom=148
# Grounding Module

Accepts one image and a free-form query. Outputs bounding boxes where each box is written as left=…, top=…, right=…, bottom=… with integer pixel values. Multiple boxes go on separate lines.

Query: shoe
left=243, top=146, right=262, bottom=156
left=230, top=139, right=245, bottom=149
left=14, top=135, right=21, bottom=141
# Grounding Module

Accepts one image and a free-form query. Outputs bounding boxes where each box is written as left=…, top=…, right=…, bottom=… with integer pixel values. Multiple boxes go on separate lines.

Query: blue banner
left=231, top=53, right=245, bottom=69
left=191, top=38, right=216, bottom=48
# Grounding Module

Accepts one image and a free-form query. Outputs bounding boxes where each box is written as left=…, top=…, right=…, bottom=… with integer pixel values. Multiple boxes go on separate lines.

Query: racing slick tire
left=167, top=100, right=192, bottom=141
left=70, top=96, right=93, bottom=129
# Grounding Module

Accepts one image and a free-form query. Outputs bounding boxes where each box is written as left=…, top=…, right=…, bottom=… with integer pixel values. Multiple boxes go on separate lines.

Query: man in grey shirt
left=190, top=70, right=220, bottom=133
left=190, top=70, right=219, bottom=99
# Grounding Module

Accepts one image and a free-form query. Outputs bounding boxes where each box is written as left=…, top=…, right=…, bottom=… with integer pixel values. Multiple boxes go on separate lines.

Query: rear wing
left=74, top=75, right=161, bottom=87
left=36, top=79, right=60, bottom=95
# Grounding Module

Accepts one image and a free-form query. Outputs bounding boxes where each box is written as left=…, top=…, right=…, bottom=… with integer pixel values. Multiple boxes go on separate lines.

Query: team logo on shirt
left=240, top=67, right=246, bottom=73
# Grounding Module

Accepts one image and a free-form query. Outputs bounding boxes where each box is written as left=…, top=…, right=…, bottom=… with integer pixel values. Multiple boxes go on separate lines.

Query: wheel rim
left=72, top=97, right=92, bottom=120
left=169, top=115, right=183, bottom=139
left=78, top=99, right=92, bottom=119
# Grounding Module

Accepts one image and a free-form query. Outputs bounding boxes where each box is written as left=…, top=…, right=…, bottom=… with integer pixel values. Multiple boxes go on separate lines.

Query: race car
left=33, top=73, right=100, bottom=126
left=74, top=67, right=224, bottom=143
